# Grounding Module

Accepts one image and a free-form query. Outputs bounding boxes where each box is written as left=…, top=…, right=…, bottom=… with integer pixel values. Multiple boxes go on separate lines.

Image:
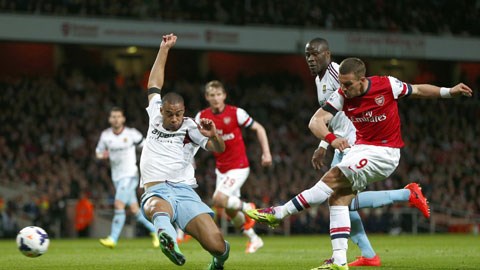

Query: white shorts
left=214, top=167, right=250, bottom=198
left=336, top=144, right=400, bottom=192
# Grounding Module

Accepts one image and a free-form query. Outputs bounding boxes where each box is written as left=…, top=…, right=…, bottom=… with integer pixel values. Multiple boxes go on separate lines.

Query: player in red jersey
left=247, top=58, right=472, bottom=269
left=196, top=80, right=272, bottom=254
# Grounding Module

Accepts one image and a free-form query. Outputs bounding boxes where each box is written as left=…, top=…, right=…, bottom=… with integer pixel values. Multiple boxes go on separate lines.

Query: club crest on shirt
left=223, top=117, right=231, bottom=125
left=123, top=137, right=128, bottom=143
left=323, top=84, right=327, bottom=93
left=375, top=95, right=385, bottom=106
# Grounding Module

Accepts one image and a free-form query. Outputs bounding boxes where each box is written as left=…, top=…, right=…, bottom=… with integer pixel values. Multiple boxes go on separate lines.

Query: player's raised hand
left=161, top=33, right=177, bottom=49
left=450, top=83, right=473, bottom=97
left=198, top=118, right=217, bottom=137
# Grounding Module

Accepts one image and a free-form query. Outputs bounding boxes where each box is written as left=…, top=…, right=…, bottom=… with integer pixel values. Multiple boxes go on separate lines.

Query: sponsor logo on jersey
left=151, top=128, right=184, bottom=139
left=110, top=146, right=130, bottom=152
left=216, top=129, right=234, bottom=140
left=375, top=95, right=385, bottom=106
left=349, top=111, right=387, bottom=123
left=221, top=133, right=235, bottom=141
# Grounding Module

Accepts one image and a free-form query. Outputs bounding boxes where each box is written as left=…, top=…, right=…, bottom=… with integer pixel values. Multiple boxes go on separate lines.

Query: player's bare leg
left=143, top=196, right=185, bottom=266
left=186, top=214, right=229, bottom=269
left=213, top=192, right=263, bottom=253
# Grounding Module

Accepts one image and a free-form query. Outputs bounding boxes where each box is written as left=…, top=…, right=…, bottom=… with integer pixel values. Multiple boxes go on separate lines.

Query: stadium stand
left=0, top=0, right=479, bottom=36
left=0, top=68, right=479, bottom=237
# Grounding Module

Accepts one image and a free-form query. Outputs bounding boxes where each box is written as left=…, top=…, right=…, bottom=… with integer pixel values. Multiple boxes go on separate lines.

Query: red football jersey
left=196, top=105, right=253, bottom=173
left=325, top=76, right=412, bottom=148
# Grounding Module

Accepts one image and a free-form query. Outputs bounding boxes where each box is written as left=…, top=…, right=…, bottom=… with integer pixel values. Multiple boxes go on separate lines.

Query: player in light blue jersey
left=96, top=107, right=159, bottom=249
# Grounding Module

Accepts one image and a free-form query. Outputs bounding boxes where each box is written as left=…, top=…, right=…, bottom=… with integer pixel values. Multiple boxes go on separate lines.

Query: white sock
left=242, top=202, right=255, bottom=211
left=231, top=211, right=246, bottom=229
left=226, top=196, right=242, bottom=210
left=276, top=181, right=333, bottom=219
left=330, top=205, right=350, bottom=265
left=243, top=228, right=258, bottom=241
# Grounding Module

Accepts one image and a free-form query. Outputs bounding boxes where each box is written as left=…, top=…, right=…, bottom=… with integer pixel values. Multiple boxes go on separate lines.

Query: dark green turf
left=1, top=234, right=479, bottom=269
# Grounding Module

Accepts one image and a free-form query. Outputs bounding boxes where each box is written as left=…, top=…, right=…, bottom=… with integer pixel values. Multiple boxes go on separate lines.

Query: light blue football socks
left=110, top=209, right=126, bottom=242
left=350, top=189, right=410, bottom=210
left=136, top=211, right=156, bottom=233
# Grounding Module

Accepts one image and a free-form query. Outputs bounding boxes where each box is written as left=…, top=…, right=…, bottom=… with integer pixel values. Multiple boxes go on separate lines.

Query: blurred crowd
left=0, top=63, right=479, bottom=237
left=1, top=0, right=479, bottom=36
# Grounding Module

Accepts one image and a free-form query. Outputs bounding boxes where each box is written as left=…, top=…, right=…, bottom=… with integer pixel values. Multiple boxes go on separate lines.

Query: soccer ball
left=16, top=226, right=50, bottom=257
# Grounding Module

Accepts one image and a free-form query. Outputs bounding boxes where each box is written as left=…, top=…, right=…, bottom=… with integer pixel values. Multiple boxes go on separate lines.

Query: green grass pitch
left=1, top=234, right=479, bottom=269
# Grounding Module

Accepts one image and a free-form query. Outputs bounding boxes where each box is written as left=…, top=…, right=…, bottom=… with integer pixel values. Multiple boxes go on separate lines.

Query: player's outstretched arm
left=147, top=33, right=177, bottom=102
left=198, top=118, right=225, bottom=153
left=250, top=121, right=272, bottom=167
left=410, top=83, right=473, bottom=99
left=309, top=108, right=350, bottom=151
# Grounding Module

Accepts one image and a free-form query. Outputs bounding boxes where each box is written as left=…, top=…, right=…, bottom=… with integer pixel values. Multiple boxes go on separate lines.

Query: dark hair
left=339, top=58, right=366, bottom=78
left=110, top=106, right=124, bottom=115
left=308, top=37, right=329, bottom=49
left=162, top=92, right=184, bottom=105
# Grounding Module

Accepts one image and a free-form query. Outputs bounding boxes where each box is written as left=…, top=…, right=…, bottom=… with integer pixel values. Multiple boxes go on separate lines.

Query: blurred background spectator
left=0, top=0, right=478, bottom=36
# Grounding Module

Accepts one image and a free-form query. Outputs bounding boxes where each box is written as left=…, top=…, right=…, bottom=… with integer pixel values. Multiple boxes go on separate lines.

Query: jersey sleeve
left=95, top=132, right=107, bottom=155
left=236, top=107, right=254, bottom=128
left=132, top=128, right=145, bottom=148
left=388, top=76, right=412, bottom=99
left=146, top=90, right=162, bottom=119
left=194, top=111, right=201, bottom=123
left=187, top=120, right=209, bottom=149
left=324, top=89, right=344, bottom=113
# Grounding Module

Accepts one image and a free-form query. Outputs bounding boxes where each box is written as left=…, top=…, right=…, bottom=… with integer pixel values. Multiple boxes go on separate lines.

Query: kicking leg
left=246, top=168, right=342, bottom=226
left=186, top=213, right=229, bottom=270
left=143, top=196, right=185, bottom=266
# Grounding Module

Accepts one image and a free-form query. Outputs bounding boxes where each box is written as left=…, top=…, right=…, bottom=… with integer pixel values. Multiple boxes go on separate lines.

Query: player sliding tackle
left=139, top=33, right=230, bottom=270
left=247, top=57, right=473, bottom=270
